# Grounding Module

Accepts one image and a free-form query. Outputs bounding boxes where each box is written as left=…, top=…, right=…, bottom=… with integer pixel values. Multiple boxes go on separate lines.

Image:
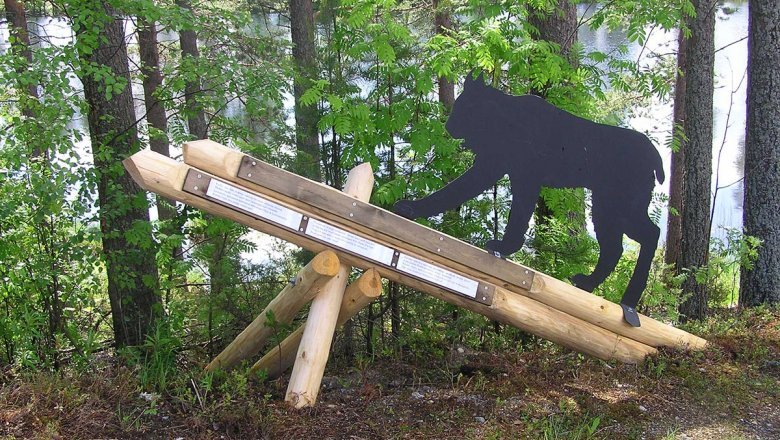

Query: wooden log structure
left=204, top=250, right=340, bottom=371
left=251, top=268, right=382, bottom=380
left=182, top=140, right=707, bottom=351
left=123, top=143, right=706, bottom=368
left=285, top=163, right=374, bottom=408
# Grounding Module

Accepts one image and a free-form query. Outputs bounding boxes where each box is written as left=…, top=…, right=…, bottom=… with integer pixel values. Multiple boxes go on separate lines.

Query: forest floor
left=0, top=307, right=778, bottom=439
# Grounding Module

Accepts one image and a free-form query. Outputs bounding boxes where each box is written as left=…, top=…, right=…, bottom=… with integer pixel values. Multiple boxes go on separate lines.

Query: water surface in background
left=578, top=2, right=748, bottom=242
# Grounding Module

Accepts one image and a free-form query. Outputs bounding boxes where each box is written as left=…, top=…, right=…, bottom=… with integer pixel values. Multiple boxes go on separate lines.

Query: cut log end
left=354, top=268, right=382, bottom=299
left=310, top=250, right=341, bottom=277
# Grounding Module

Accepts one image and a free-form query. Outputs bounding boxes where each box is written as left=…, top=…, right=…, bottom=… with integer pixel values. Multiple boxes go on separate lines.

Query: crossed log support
left=204, top=161, right=380, bottom=408
left=123, top=140, right=709, bottom=408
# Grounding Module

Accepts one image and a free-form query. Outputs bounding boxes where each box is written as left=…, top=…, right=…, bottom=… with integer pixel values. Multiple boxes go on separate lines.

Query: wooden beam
left=251, top=268, right=382, bottom=380
left=182, top=140, right=707, bottom=351
left=285, top=163, right=374, bottom=408
left=123, top=151, right=658, bottom=363
left=204, top=250, right=340, bottom=371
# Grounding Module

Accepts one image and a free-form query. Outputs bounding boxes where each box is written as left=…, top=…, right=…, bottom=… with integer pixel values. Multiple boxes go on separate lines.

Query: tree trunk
left=77, top=3, right=161, bottom=347
left=665, top=31, right=688, bottom=266
left=528, top=1, right=584, bottom=233
left=678, top=0, right=716, bottom=321
left=739, top=0, right=780, bottom=307
left=4, top=0, right=42, bottom=158
left=289, top=0, right=321, bottom=180
left=528, top=0, right=577, bottom=61
left=176, top=0, right=208, bottom=139
left=5, top=0, right=62, bottom=365
left=137, top=16, right=176, bottom=222
left=433, top=0, right=454, bottom=111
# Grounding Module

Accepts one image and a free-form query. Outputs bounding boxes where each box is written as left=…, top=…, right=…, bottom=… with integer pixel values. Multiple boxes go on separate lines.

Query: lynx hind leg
left=621, top=214, right=660, bottom=327
left=571, top=202, right=623, bottom=292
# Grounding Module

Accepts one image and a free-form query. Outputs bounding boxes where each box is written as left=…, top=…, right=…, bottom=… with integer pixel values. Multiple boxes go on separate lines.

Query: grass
left=0, top=306, right=778, bottom=439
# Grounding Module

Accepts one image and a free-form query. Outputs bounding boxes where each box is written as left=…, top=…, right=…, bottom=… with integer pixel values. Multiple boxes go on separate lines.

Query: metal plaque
left=304, top=218, right=395, bottom=266
left=205, top=178, right=303, bottom=230
left=396, top=253, right=479, bottom=300
left=183, top=169, right=493, bottom=306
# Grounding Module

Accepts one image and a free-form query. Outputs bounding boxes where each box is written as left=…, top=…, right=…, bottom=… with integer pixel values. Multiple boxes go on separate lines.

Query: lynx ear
left=464, top=70, right=486, bottom=90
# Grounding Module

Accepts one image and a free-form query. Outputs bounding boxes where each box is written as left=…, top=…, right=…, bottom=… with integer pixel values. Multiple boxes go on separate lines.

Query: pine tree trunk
left=5, top=0, right=42, bottom=158
left=289, top=0, right=321, bottom=180
left=528, top=1, right=584, bottom=233
left=5, top=0, right=63, bottom=365
left=528, top=0, right=577, bottom=60
left=177, top=0, right=207, bottom=139
left=433, top=0, right=454, bottom=110
left=665, top=31, right=688, bottom=266
left=678, top=0, right=716, bottom=321
left=740, top=0, right=780, bottom=306
left=77, top=3, right=161, bottom=347
left=137, top=16, right=176, bottom=222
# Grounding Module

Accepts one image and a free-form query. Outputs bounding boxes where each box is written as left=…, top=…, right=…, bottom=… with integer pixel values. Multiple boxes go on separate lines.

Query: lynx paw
left=394, top=199, right=418, bottom=219
left=485, top=240, right=512, bottom=258
left=571, top=274, right=596, bottom=292
left=620, top=303, right=641, bottom=327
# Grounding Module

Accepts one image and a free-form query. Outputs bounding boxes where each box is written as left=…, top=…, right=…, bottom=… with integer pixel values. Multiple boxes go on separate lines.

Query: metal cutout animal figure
left=394, top=73, right=665, bottom=327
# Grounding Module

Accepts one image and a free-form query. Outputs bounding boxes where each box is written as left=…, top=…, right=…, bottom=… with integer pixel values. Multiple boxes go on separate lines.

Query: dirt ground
left=1, top=308, right=778, bottom=439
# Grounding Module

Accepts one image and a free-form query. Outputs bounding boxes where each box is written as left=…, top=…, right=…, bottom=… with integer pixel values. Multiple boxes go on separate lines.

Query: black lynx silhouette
left=394, top=73, right=665, bottom=327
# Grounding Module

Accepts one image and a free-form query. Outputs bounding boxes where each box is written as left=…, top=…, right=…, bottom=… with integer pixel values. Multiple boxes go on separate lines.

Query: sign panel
left=305, top=218, right=395, bottom=266
left=396, top=254, right=479, bottom=299
left=185, top=170, right=492, bottom=305
left=206, top=179, right=303, bottom=230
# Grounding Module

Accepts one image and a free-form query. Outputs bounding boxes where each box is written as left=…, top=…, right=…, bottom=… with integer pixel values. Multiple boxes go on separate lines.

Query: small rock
left=139, top=392, right=157, bottom=402
left=411, top=391, right=424, bottom=400
left=388, top=379, right=404, bottom=388
left=639, top=405, right=648, bottom=413
left=475, top=416, right=486, bottom=424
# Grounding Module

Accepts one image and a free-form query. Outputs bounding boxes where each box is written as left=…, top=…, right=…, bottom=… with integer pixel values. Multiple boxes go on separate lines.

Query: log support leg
left=251, top=268, right=382, bottom=379
left=204, top=250, right=340, bottom=372
left=285, top=163, right=375, bottom=408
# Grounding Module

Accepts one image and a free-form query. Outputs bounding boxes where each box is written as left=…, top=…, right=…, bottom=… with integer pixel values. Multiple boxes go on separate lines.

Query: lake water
left=0, top=2, right=749, bottom=246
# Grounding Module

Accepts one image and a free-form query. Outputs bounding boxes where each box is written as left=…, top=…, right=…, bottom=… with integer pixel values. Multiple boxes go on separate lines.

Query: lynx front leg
left=485, top=183, right=540, bottom=257
left=394, top=156, right=503, bottom=219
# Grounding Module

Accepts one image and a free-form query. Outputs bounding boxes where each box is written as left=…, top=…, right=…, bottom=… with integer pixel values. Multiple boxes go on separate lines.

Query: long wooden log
left=252, top=268, right=382, bottom=380
left=182, top=140, right=707, bottom=351
left=123, top=150, right=656, bottom=363
left=204, top=250, right=340, bottom=371
left=286, top=163, right=374, bottom=408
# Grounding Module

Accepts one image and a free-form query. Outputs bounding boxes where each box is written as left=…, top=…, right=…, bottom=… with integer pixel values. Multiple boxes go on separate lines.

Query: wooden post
left=285, top=163, right=374, bottom=408
left=123, top=150, right=703, bottom=365
left=251, top=268, right=382, bottom=379
left=205, top=250, right=340, bottom=371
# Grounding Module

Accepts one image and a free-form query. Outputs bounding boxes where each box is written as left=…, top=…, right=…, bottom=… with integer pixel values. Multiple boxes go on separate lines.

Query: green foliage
left=693, top=228, right=761, bottom=307
left=127, top=314, right=184, bottom=393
